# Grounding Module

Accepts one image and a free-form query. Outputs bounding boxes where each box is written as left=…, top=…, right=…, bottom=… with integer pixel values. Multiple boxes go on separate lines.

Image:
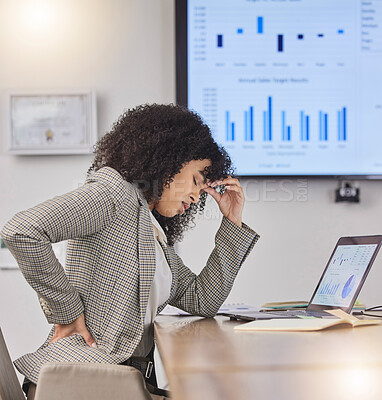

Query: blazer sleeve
left=0, top=167, right=128, bottom=325
left=169, top=216, right=260, bottom=317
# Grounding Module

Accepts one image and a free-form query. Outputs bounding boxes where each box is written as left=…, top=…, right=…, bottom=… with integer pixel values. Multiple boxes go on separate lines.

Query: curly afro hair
left=89, top=103, right=234, bottom=246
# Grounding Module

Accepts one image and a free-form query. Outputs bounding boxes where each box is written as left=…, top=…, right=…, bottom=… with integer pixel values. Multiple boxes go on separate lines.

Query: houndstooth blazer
left=1, top=167, right=259, bottom=384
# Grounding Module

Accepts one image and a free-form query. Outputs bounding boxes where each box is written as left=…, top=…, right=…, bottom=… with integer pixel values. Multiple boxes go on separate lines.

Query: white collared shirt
left=132, top=212, right=172, bottom=357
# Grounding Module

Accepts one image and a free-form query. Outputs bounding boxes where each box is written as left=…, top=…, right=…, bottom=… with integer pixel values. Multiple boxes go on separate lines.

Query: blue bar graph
left=279, top=110, right=292, bottom=141
left=263, top=111, right=267, bottom=141
left=257, top=17, right=263, bottom=34
left=244, top=111, right=248, bottom=141
left=337, top=107, right=347, bottom=141
left=244, top=107, right=254, bottom=141
left=282, top=111, right=286, bottom=140
left=225, top=111, right=236, bottom=141
left=217, top=34, right=223, bottom=47
left=224, top=101, right=347, bottom=143
left=338, top=110, right=341, bottom=141
left=250, top=106, right=254, bottom=140
left=319, top=281, right=339, bottom=295
left=213, top=16, right=346, bottom=55
left=319, top=111, right=328, bottom=141
left=268, top=97, right=272, bottom=140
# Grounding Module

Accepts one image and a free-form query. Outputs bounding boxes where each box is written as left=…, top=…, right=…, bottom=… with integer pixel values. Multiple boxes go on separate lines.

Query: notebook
left=223, top=235, right=382, bottom=321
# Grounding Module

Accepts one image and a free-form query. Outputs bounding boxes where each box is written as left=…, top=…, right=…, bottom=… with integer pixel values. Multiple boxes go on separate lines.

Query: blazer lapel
left=135, top=193, right=156, bottom=323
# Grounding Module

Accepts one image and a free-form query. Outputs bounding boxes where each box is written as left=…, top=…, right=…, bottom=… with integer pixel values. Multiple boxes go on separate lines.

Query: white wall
left=1, top=0, right=382, bottom=387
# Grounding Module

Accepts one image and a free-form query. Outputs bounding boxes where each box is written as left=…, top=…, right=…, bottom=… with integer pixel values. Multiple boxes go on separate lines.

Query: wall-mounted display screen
left=176, top=0, right=382, bottom=178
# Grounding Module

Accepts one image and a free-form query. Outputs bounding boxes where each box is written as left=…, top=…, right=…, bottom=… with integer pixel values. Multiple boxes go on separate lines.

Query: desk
left=154, top=315, right=382, bottom=400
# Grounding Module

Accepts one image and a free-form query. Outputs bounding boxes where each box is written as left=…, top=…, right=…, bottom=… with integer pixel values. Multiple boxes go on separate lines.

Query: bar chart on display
left=187, top=0, right=382, bottom=176
left=312, top=244, right=378, bottom=307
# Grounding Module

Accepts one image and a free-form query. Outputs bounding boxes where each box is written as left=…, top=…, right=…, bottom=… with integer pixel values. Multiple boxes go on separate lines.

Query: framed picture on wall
left=4, top=89, right=97, bottom=155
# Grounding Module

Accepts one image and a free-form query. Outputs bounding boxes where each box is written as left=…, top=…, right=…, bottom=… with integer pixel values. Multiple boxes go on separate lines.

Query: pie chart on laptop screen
left=342, top=275, right=355, bottom=299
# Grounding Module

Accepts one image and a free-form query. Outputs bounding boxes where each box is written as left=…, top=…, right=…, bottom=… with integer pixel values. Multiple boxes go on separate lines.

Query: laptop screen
left=309, top=239, right=382, bottom=312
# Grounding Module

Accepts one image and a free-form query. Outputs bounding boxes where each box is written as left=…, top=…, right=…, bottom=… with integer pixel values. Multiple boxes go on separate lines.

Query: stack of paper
left=234, top=309, right=381, bottom=332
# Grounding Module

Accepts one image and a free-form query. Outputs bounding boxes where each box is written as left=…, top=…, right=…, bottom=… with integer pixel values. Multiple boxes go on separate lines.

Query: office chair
left=0, top=327, right=25, bottom=400
left=0, top=327, right=153, bottom=400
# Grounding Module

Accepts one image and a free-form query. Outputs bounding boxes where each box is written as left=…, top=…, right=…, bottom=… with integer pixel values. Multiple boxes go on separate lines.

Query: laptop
left=224, top=235, right=382, bottom=321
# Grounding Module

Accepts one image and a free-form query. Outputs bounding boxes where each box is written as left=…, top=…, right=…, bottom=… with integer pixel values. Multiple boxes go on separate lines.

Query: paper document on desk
left=159, top=305, right=191, bottom=316
left=160, top=303, right=258, bottom=316
left=234, top=309, right=381, bottom=332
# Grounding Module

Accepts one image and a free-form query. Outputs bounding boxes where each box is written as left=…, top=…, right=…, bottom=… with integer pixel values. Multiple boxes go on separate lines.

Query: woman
left=1, top=104, right=259, bottom=398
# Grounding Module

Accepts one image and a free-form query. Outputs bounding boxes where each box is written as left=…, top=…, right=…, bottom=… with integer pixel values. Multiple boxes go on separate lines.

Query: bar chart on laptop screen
left=187, top=0, right=382, bottom=176
left=312, top=244, right=377, bottom=308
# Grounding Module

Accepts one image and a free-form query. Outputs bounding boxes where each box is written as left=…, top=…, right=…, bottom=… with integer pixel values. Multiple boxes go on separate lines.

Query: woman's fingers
left=224, top=185, right=240, bottom=192
left=203, top=186, right=221, bottom=202
left=49, top=313, right=97, bottom=347
left=49, top=328, right=97, bottom=347
left=209, top=176, right=240, bottom=188
left=81, top=329, right=97, bottom=348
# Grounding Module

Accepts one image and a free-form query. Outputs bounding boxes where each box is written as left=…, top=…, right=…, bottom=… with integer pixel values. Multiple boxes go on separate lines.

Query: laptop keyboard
left=267, top=310, right=334, bottom=318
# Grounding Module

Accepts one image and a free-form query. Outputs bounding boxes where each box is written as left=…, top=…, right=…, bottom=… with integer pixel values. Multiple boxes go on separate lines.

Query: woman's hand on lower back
left=49, top=313, right=97, bottom=347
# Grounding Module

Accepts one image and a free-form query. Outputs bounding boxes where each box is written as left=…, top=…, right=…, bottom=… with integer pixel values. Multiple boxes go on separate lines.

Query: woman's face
left=151, top=159, right=211, bottom=217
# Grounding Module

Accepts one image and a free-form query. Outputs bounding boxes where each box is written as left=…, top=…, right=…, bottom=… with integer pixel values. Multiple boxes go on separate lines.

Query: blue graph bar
left=306, top=115, right=310, bottom=141
left=324, top=113, right=328, bottom=141
left=226, top=111, right=229, bottom=141
left=324, top=283, right=329, bottom=294
left=217, top=34, right=223, bottom=47
left=321, top=282, right=339, bottom=296
left=300, top=111, right=304, bottom=141
left=287, top=126, right=291, bottom=141
left=282, top=111, right=286, bottom=140
left=338, top=29, right=344, bottom=34
left=343, top=107, right=346, bottom=141
left=319, top=111, right=323, bottom=140
left=338, top=111, right=341, bottom=141
left=278, top=35, right=283, bottom=52
left=250, top=106, right=254, bottom=141
left=258, top=17, right=263, bottom=34
left=244, top=111, right=248, bottom=141
left=231, top=122, right=235, bottom=141
left=263, top=111, right=267, bottom=141
left=268, top=97, right=272, bottom=141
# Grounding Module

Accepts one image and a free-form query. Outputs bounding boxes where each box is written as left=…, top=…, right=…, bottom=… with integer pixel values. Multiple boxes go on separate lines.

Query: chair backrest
left=0, top=328, right=25, bottom=400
